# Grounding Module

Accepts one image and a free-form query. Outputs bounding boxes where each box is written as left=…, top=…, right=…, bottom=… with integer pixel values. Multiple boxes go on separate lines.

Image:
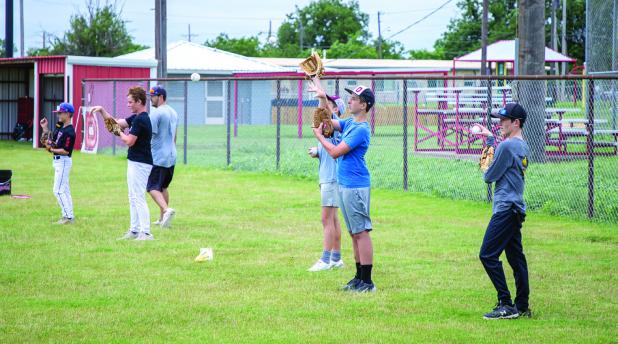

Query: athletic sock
left=361, top=264, right=373, bottom=284
left=355, top=262, right=361, bottom=279
left=331, top=250, right=341, bottom=262
left=320, top=250, right=331, bottom=264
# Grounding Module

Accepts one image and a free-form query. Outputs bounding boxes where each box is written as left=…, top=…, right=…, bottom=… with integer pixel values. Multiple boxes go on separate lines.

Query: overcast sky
left=1, top=0, right=460, bottom=56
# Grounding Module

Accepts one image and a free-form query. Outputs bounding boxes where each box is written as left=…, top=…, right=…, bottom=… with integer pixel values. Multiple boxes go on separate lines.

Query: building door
left=205, top=80, right=225, bottom=124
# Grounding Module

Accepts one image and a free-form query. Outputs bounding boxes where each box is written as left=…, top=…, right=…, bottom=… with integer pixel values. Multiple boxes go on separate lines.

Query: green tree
left=50, top=0, right=146, bottom=57
left=277, top=0, right=369, bottom=56
left=433, top=0, right=585, bottom=64
left=408, top=48, right=445, bottom=60
left=205, top=34, right=262, bottom=57
left=0, top=39, right=17, bottom=57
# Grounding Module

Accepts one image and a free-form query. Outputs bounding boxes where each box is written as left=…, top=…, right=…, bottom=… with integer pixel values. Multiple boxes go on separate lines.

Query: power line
left=387, top=0, right=455, bottom=40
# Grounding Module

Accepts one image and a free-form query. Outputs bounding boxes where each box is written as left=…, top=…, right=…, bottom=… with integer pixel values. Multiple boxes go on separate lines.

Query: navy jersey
left=125, top=112, right=153, bottom=165
left=52, top=123, right=76, bottom=157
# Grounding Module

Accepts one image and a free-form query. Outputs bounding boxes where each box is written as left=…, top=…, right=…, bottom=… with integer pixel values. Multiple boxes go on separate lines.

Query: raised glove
left=104, top=117, right=122, bottom=136
left=40, top=132, right=50, bottom=146
left=299, top=52, right=324, bottom=79
left=479, top=145, right=495, bottom=172
left=312, top=108, right=334, bottom=138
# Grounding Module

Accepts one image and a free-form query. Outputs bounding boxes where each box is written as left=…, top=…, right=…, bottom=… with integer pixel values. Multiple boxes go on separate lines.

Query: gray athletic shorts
left=320, top=182, right=339, bottom=207
left=338, top=186, right=372, bottom=235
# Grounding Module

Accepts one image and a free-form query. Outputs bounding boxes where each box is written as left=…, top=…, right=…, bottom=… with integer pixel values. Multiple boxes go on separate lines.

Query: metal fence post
left=276, top=80, right=281, bottom=170
left=486, top=79, right=493, bottom=202
left=183, top=80, right=188, bottom=165
left=227, top=80, right=231, bottom=166
left=587, top=79, right=595, bottom=218
left=403, top=79, right=408, bottom=191
left=112, top=81, right=116, bottom=156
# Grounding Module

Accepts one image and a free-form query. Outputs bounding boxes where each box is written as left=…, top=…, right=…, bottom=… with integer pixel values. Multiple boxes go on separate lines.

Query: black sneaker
left=341, top=278, right=362, bottom=291
left=354, top=281, right=377, bottom=293
left=518, top=308, right=532, bottom=318
left=483, top=302, right=519, bottom=320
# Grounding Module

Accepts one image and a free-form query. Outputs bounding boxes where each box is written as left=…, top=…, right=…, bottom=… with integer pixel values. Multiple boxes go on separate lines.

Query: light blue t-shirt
left=317, top=113, right=341, bottom=184
left=150, top=104, right=178, bottom=167
left=337, top=117, right=371, bottom=188
left=484, top=136, right=529, bottom=214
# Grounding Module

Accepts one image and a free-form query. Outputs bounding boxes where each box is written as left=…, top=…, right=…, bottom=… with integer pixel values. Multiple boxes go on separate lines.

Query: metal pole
left=112, top=81, right=117, bottom=156
left=481, top=0, right=488, bottom=75
left=227, top=80, right=231, bottom=166
left=335, top=79, right=340, bottom=97
left=183, top=80, right=188, bottom=164
left=587, top=79, right=595, bottom=218
left=5, top=0, right=13, bottom=58
left=370, top=80, right=376, bottom=135
left=276, top=80, right=281, bottom=170
left=377, top=11, right=383, bottom=59
left=297, top=79, right=303, bottom=138
left=486, top=80, right=493, bottom=202
left=403, top=79, right=408, bottom=191
left=234, top=80, right=238, bottom=137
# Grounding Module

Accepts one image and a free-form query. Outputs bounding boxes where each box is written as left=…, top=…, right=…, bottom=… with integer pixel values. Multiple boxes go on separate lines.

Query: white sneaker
left=153, top=219, right=161, bottom=226
left=330, top=259, right=344, bottom=269
left=135, top=232, right=154, bottom=241
left=308, top=259, right=332, bottom=272
left=55, top=217, right=74, bottom=225
left=117, top=230, right=139, bottom=240
left=160, top=208, right=176, bottom=228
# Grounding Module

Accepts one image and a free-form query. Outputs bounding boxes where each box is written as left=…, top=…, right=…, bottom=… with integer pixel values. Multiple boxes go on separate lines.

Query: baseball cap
left=53, top=102, right=74, bottom=114
left=492, top=103, right=527, bottom=121
left=326, top=94, right=346, bottom=115
left=345, top=85, right=375, bottom=111
left=149, top=85, right=167, bottom=97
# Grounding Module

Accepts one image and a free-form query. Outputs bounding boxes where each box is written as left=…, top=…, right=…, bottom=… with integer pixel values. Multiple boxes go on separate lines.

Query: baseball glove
left=104, top=117, right=122, bottom=136
left=40, top=132, right=50, bottom=146
left=312, top=108, right=334, bottom=138
left=299, top=52, right=325, bottom=79
left=479, top=145, right=495, bottom=172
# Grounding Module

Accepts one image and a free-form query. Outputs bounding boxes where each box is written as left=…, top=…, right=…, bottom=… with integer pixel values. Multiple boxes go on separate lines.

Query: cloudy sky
left=1, top=0, right=460, bottom=56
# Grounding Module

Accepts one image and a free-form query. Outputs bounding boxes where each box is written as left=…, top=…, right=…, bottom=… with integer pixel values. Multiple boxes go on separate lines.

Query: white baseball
left=308, top=147, right=318, bottom=157
left=190, top=73, right=201, bottom=82
left=471, top=125, right=481, bottom=134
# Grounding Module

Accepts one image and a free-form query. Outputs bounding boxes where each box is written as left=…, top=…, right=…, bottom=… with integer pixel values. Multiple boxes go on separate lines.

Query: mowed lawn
left=0, top=141, right=617, bottom=343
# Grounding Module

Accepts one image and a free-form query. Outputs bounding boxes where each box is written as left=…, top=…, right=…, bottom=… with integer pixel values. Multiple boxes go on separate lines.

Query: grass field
left=1, top=141, right=617, bottom=343
left=102, top=124, right=618, bottom=222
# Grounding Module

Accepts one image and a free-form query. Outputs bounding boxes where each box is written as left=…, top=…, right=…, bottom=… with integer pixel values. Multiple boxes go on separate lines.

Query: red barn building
left=0, top=55, right=156, bottom=149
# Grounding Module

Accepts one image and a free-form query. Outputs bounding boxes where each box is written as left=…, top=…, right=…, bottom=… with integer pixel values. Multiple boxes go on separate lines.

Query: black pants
left=479, top=208, right=529, bottom=310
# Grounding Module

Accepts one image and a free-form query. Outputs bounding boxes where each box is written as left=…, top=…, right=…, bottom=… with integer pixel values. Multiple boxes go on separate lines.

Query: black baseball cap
left=492, top=103, right=527, bottom=121
left=345, top=85, right=375, bottom=111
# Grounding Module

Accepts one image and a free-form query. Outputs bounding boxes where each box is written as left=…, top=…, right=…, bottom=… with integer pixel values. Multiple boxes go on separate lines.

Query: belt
left=53, top=155, right=70, bottom=160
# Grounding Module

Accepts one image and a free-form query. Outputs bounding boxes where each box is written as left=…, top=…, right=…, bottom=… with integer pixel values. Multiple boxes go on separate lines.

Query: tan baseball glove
left=312, top=108, right=334, bottom=138
left=479, top=145, right=495, bottom=172
left=40, top=132, right=50, bottom=147
left=104, top=117, right=122, bottom=136
left=299, top=52, right=325, bottom=79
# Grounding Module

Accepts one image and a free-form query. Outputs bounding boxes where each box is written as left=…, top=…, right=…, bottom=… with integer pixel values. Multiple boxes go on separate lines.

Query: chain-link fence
left=586, top=0, right=618, bottom=74
left=82, top=75, right=618, bottom=223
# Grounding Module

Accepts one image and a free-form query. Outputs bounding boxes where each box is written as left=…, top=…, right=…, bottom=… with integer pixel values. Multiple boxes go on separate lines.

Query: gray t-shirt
left=317, top=113, right=341, bottom=184
left=484, top=136, right=530, bottom=214
left=150, top=104, right=178, bottom=167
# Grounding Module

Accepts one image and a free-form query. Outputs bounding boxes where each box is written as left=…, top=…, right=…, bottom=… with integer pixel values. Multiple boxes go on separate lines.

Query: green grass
left=1, top=141, right=617, bottom=343
left=100, top=124, right=618, bottom=222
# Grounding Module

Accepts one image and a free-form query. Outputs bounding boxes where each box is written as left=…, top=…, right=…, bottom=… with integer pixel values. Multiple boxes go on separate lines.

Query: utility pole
left=5, top=0, right=14, bottom=58
left=155, top=0, right=167, bottom=78
left=561, top=0, right=567, bottom=76
left=377, top=11, right=383, bottom=59
left=518, top=0, right=546, bottom=163
left=19, top=0, right=24, bottom=56
left=551, top=0, right=559, bottom=75
left=183, top=24, right=198, bottom=42
left=42, top=31, right=46, bottom=49
left=481, top=0, right=488, bottom=75
left=299, top=20, right=304, bottom=51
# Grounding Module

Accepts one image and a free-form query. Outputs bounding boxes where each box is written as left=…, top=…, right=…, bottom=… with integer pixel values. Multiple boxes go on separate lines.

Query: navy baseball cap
left=149, top=85, right=167, bottom=97
left=345, top=85, right=375, bottom=111
left=53, top=102, right=74, bottom=114
left=492, top=103, right=527, bottom=121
